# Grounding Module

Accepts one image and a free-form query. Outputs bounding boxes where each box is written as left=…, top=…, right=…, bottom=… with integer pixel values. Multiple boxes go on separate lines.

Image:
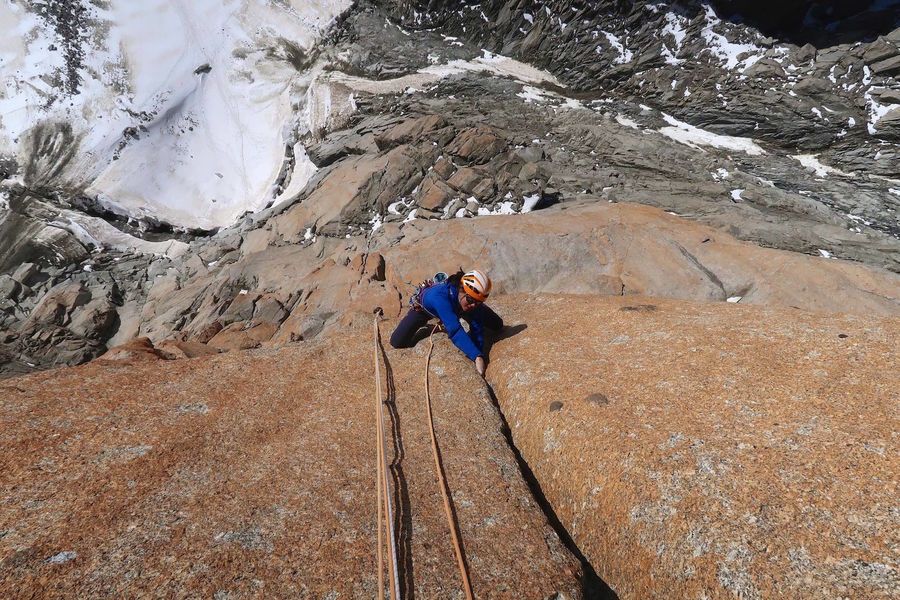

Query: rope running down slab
left=374, top=312, right=400, bottom=600
left=425, top=325, right=474, bottom=599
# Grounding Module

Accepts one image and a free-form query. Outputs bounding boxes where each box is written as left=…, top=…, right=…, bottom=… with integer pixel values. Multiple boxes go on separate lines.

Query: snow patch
left=658, top=113, right=766, bottom=155
left=791, top=154, right=855, bottom=179
left=521, top=193, right=541, bottom=212
left=700, top=6, right=763, bottom=71
left=601, top=31, right=633, bottom=64
left=517, top=85, right=550, bottom=103
left=616, top=115, right=641, bottom=130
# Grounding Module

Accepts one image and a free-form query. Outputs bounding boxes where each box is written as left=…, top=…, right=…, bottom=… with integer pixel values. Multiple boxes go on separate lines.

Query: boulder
left=11, top=262, right=39, bottom=285
left=207, top=320, right=278, bottom=351
left=0, top=275, right=21, bottom=302
left=792, top=43, right=817, bottom=63
left=863, top=39, right=899, bottom=64
left=447, top=167, right=495, bottom=200
left=374, top=114, right=452, bottom=150
left=364, top=252, right=386, bottom=282
left=792, top=76, right=830, bottom=95
left=875, top=106, right=900, bottom=132
left=743, top=58, right=786, bottom=78
left=417, top=173, right=455, bottom=211
left=433, top=155, right=457, bottom=179
left=253, top=295, right=289, bottom=325
left=519, top=161, right=552, bottom=181
left=445, top=126, right=507, bottom=165
left=191, top=321, right=223, bottom=344
left=875, top=89, right=900, bottom=104
left=24, top=281, right=91, bottom=327
left=870, top=54, right=900, bottom=76
left=155, top=339, right=223, bottom=359
left=99, top=337, right=169, bottom=362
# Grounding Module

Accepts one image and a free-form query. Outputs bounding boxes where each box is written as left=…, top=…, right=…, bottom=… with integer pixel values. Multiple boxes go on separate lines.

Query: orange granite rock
left=486, top=294, right=899, bottom=599
left=0, top=326, right=582, bottom=598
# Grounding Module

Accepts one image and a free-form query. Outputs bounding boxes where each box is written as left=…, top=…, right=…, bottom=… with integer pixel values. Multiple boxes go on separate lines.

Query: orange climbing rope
left=373, top=312, right=400, bottom=600
left=424, top=325, right=474, bottom=599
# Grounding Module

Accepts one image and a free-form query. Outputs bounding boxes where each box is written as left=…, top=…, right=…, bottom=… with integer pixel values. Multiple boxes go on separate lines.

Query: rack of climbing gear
left=372, top=310, right=473, bottom=600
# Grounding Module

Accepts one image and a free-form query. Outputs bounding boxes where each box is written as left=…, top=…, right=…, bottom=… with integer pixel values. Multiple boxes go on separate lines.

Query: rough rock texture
left=486, top=294, right=899, bottom=599
left=0, top=328, right=582, bottom=598
left=376, top=203, right=900, bottom=316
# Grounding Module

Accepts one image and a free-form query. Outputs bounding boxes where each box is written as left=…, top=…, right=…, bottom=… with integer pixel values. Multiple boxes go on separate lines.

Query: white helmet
left=461, top=269, right=491, bottom=302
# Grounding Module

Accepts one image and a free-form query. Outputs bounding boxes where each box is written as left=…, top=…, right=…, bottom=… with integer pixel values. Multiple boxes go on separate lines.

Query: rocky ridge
left=4, top=2, right=900, bottom=376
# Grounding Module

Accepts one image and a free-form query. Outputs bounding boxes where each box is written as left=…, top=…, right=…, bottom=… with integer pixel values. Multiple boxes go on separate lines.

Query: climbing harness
left=373, top=310, right=401, bottom=600
left=425, top=324, right=474, bottom=599
left=408, top=271, right=448, bottom=316
left=372, top=311, right=474, bottom=599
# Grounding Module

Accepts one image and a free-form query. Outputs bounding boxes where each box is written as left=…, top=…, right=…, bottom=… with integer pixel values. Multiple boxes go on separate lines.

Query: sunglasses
left=461, top=294, right=482, bottom=307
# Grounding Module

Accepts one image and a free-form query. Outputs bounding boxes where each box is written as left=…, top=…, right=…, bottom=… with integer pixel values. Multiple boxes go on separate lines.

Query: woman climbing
left=390, top=269, right=503, bottom=376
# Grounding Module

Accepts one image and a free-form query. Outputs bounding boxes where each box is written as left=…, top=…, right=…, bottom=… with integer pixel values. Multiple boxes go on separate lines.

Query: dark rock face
left=385, top=0, right=900, bottom=155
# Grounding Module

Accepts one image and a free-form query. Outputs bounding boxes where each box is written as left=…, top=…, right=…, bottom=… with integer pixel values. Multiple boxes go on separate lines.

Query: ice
left=658, top=113, right=766, bottom=155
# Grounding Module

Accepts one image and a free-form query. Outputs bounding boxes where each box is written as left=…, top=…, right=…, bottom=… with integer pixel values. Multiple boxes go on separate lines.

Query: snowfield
left=0, top=0, right=351, bottom=230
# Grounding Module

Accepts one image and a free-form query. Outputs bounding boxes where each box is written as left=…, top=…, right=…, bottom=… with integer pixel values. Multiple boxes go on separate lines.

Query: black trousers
left=389, top=305, right=503, bottom=349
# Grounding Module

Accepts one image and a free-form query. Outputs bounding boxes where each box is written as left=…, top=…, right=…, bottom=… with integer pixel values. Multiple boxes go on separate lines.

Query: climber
left=390, top=269, right=503, bottom=376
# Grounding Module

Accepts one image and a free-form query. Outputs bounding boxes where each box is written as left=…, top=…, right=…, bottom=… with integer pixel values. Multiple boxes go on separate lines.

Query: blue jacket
left=419, top=281, right=485, bottom=361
